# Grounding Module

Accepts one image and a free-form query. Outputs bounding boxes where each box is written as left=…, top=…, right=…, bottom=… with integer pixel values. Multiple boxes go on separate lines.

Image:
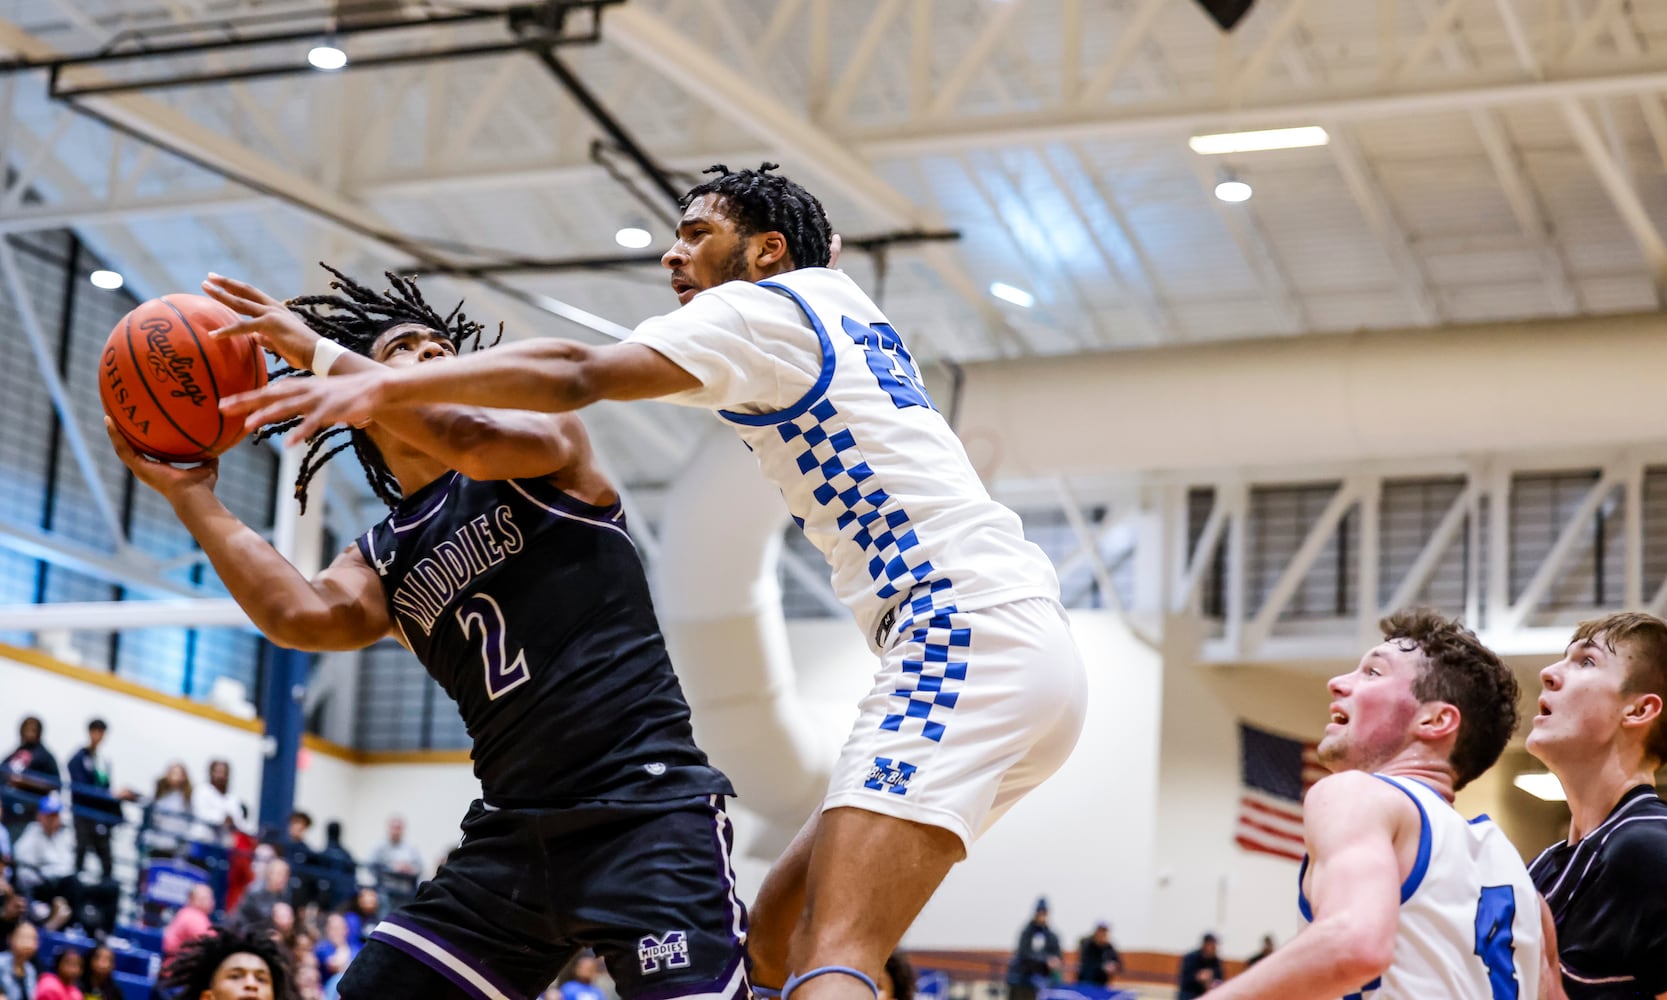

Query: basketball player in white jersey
left=1208, top=610, right=1554, bottom=1000
left=222, top=164, right=1088, bottom=1000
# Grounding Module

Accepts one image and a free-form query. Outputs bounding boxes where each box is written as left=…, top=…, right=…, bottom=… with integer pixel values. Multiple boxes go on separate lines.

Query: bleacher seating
left=112, top=969, right=156, bottom=1000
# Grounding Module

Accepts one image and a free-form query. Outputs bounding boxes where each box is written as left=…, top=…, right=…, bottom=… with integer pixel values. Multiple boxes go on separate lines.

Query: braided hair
left=158, top=924, right=300, bottom=1000
left=255, top=263, right=500, bottom=513
left=680, top=163, right=833, bottom=270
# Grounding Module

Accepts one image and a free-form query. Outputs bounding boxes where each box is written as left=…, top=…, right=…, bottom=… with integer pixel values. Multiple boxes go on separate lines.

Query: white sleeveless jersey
left=629, top=268, right=1059, bottom=648
left=1300, top=775, right=1542, bottom=1000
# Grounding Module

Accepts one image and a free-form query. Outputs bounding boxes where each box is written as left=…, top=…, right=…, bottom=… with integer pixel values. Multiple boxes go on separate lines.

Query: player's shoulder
left=1599, top=795, right=1667, bottom=865
left=1304, top=770, right=1421, bottom=820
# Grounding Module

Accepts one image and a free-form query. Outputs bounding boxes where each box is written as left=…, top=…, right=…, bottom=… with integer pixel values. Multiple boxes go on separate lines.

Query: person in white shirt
left=193, top=759, right=252, bottom=844
left=12, top=794, right=78, bottom=913
left=368, top=815, right=422, bottom=892
left=220, top=163, right=1088, bottom=1000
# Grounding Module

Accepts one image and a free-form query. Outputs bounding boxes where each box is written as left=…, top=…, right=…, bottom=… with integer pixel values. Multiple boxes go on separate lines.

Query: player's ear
left=1421, top=701, right=1461, bottom=740
left=755, top=230, right=790, bottom=270
left=1623, top=691, right=1663, bottom=728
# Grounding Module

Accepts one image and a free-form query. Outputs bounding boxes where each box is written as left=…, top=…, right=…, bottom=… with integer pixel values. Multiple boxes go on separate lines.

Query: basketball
left=99, top=293, right=268, bottom=463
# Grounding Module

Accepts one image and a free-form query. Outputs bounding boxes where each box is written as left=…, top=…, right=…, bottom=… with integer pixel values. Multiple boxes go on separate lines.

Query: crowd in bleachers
left=1, top=714, right=430, bottom=999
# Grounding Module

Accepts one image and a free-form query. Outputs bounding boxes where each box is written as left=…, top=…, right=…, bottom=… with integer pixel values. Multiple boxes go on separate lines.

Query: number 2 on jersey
left=1473, top=884, right=1519, bottom=1000
left=455, top=593, right=530, bottom=700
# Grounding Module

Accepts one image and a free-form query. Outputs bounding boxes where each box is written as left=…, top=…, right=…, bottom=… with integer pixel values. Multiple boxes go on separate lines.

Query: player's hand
left=104, top=417, right=219, bottom=498
left=221, top=369, right=384, bottom=446
left=201, top=272, right=320, bottom=372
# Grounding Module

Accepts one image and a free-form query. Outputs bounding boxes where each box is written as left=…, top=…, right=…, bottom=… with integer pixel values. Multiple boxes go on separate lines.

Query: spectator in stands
left=341, top=888, right=379, bottom=951
left=1177, top=932, right=1224, bottom=999
left=166, top=883, right=218, bottom=958
left=80, top=945, right=122, bottom=1000
left=0, top=921, right=38, bottom=1000
left=158, top=924, right=300, bottom=1000
left=314, top=822, right=355, bottom=912
left=313, top=913, right=354, bottom=983
left=367, top=815, right=421, bottom=898
left=268, top=902, right=297, bottom=953
left=1245, top=934, right=1275, bottom=968
left=878, top=952, right=917, bottom=1000
left=0, top=826, right=10, bottom=883
left=281, top=813, right=316, bottom=907
left=1007, top=898, right=1062, bottom=1000
left=13, top=794, right=79, bottom=915
left=3, top=717, right=61, bottom=842
left=195, top=761, right=253, bottom=845
left=65, top=721, right=133, bottom=881
left=235, top=858, right=292, bottom=932
left=558, top=952, right=603, bottom=1000
left=1075, top=922, right=1122, bottom=987
left=145, top=762, right=194, bottom=857
left=35, top=945, right=83, bottom=1000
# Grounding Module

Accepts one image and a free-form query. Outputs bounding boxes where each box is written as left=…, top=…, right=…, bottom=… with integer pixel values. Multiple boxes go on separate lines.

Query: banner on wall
left=1233, top=722, right=1323, bottom=862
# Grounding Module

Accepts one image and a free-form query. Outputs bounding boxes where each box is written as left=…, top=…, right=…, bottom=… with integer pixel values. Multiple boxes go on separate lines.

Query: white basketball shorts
left=821, top=596, right=1088, bottom=850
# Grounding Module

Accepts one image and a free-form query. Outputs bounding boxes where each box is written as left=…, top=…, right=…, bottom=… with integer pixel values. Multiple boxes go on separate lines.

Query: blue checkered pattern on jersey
left=777, top=399, right=935, bottom=601
left=777, top=399, right=967, bottom=741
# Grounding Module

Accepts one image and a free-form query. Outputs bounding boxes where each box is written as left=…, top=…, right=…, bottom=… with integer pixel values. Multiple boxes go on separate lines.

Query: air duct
left=653, top=429, right=842, bottom=852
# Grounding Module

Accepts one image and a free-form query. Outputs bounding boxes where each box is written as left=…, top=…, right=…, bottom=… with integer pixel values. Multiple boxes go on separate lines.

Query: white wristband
left=311, top=339, right=348, bottom=378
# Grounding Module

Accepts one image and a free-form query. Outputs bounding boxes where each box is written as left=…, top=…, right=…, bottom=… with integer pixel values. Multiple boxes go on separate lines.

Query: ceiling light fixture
left=614, top=226, right=653, bottom=250
left=1513, top=772, right=1567, bottom=802
left=89, top=269, right=124, bottom=290
left=1189, top=126, right=1329, bottom=156
left=989, top=281, right=1035, bottom=308
left=307, top=43, right=347, bottom=71
left=1214, top=174, right=1253, bottom=203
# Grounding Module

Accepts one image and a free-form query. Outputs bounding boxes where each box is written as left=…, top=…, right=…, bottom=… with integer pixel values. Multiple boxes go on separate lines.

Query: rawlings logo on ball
left=141, top=318, right=210, bottom=407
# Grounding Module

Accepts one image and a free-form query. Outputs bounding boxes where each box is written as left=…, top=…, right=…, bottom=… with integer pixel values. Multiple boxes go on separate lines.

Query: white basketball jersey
left=1300, top=775, right=1542, bottom=1000
left=676, top=268, right=1058, bottom=648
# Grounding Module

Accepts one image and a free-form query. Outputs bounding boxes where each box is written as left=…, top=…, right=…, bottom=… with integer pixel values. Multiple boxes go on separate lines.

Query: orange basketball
left=99, top=293, right=268, bottom=463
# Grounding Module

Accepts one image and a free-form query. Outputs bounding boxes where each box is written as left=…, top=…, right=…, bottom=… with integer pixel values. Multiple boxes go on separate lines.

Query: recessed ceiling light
left=308, top=44, right=347, bottom=71
left=614, top=226, right=653, bottom=249
left=1214, top=178, right=1253, bottom=203
left=1190, top=126, right=1329, bottom=155
left=89, top=270, right=123, bottom=290
left=1513, top=772, right=1566, bottom=802
left=989, top=281, right=1034, bottom=308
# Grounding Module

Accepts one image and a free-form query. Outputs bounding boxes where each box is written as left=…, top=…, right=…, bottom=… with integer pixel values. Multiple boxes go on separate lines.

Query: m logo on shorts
left=638, top=931, right=691, bottom=974
left=864, top=757, right=916, bottom=796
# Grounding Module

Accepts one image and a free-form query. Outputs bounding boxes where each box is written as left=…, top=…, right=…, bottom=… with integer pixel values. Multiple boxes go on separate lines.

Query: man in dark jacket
left=66, top=719, right=132, bottom=880
left=1007, top=898, right=1061, bottom=1000
left=1075, top=922, right=1122, bottom=987
left=1177, top=932, right=1224, bottom=999
left=2, top=717, right=60, bottom=842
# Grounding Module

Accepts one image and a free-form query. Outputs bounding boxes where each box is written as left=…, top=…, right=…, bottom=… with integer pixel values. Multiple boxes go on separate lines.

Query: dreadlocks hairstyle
left=680, top=163, right=833, bottom=270
left=254, top=263, right=501, bottom=513
left=159, top=924, right=299, bottom=1000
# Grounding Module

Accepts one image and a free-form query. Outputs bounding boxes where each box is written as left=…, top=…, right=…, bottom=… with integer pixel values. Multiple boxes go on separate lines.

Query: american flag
left=1234, top=722, right=1326, bottom=863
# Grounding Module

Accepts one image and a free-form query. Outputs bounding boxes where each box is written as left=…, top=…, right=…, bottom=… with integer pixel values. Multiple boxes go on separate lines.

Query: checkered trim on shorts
left=881, top=586, right=969, bottom=743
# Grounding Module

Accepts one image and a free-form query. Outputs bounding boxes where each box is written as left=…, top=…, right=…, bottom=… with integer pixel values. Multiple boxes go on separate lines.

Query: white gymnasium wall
left=1147, top=623, right=1330, bottom=958
left=0, top=648, right=267, bottom=813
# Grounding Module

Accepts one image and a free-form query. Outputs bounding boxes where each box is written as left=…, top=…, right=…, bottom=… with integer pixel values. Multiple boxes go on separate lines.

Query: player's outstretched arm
left=224, top=339, right=698, bottom=447
left=202, top=273, right=595, bottom=479
left=1207, top=772, right=1406, bottom=1000
left=105, top=419, right=391, bottom=652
